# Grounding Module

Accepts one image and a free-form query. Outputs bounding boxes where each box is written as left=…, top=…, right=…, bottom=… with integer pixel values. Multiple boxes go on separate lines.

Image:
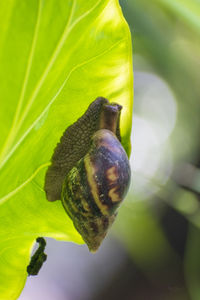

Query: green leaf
left=0, top=0, right=133, bottom=298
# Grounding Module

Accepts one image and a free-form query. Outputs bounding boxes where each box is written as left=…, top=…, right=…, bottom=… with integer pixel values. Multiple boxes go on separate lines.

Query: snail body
left=45, top=97, right=131, bottom=251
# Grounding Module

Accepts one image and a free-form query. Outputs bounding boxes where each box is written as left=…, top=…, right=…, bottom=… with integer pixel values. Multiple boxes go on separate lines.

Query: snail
left=44, top=97, right=131, bottom=252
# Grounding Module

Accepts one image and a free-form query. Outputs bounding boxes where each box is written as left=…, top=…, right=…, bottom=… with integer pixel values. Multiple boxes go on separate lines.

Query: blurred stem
left=185, top=224, right=200, bottom=300
left=155, top=0, right=200, bottom=34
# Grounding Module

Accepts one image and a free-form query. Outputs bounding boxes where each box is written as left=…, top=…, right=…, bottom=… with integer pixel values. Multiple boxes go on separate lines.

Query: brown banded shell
left=44, top=97, right=131, bottom=252
left=62, top=129, right=131, bottom=252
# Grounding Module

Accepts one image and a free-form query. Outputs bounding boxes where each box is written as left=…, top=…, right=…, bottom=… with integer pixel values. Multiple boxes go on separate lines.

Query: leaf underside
left=0, top=0, right=133, bottom=298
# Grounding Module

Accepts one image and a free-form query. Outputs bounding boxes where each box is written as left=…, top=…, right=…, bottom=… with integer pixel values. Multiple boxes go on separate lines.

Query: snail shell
left=44, top=97, right=131, bottom=252
left=62, top=129, right=130, bottom=252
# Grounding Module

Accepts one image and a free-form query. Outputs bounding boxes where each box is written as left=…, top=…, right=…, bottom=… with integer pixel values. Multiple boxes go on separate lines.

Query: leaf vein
left=0, top=38, right=126, bottom=171
left=15, top=0, right=103, bottom=132
left=0, top=0, right=43, bottom=162
left=0, top=162, right=50, bottom=205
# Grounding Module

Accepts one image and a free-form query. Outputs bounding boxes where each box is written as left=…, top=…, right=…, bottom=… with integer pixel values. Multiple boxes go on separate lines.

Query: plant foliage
left=0, top=1, right=133, bottom=298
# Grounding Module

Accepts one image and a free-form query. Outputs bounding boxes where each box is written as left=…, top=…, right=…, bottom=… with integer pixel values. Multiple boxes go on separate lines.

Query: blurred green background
left=20, top=1, right=200, bottom=299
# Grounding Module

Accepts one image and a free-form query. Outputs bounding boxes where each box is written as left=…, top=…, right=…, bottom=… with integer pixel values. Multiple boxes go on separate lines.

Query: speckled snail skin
left=44, top=97, right=131, bottom=252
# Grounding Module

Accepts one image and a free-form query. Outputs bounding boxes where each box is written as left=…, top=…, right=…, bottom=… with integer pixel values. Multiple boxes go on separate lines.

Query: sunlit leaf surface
left=0, top=0, right=133, bottom=298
